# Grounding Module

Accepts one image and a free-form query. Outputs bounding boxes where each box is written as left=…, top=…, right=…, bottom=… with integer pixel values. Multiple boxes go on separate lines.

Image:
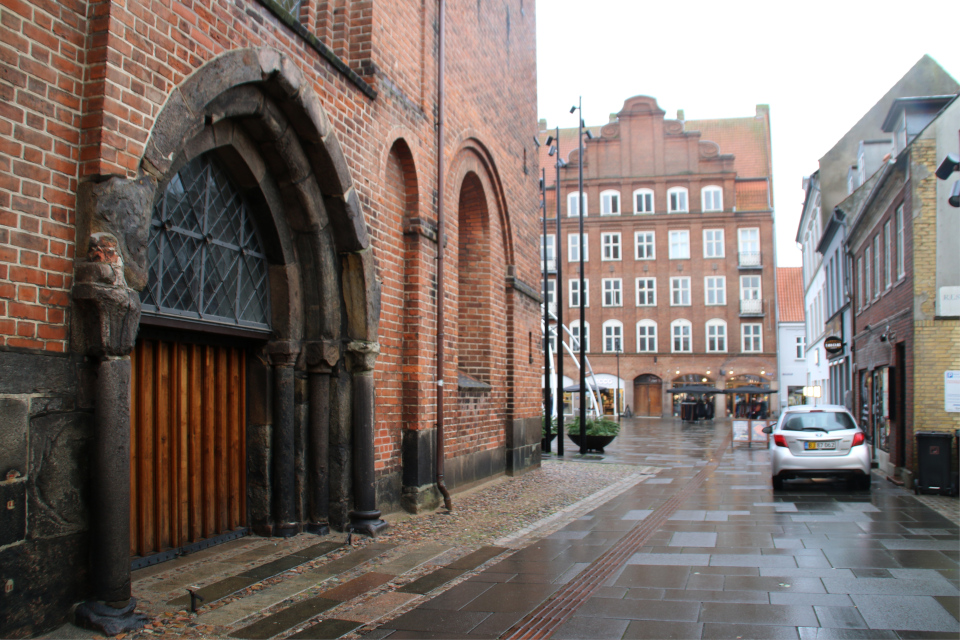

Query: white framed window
left=701, top=185, right=723, bottom=212
left=671, top=319, right=692, bottom=353
left=857, top=257, right=864, bottom=310
left=705, top=276, right=726, bottom=305
left=635, top=231, right=655, bottom=260
left=896, top=204, right=904, bottom=279
left=569, top=278, right=589, bottom=308
left=703, top=228, right=724, bottom=258
left=567, top=191, right=588, bottom=217
left=567, top=233, right=589, bottom=262
left=738, top=227, right=760, bottom=254
left=873, top=234, right=881, bottom=299
left=545, top=279, right=556, bottom=312
left=636, top=277, right=656, bottom=306
left=865, top=246, right=872, bottom=302
left=603, top=320, right=623, bottom=353
left=540, top=234, right=555, bottom=270
left=884, top=220, right=892, bottom=289
left=741, top=323, right=762, bottom=352
left=667, top=187, right=688, bottom=213
left=600, top=190, right=620, bottom=216
left=602, top=278, right=622, bottom=307
left=668, top=230, right=689, bottom=259
left=670, top=276, right=691, bottom=306
left=601, top=232, right=621, bottom=261
left=633, top=188, right=654, bottom=214
left=706, top=319, right=727, bottom=352
left=570, top=321, right=589, bottom=352
left=740, top=275, right=760, bottom=300
left=636, top=320, right=657, bottom=352
left=795, top=335, right=805, bottom=359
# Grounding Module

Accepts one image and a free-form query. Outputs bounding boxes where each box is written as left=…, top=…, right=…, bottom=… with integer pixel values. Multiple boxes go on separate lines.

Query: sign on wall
left=824, top=336, right=843, bottom=354
left=940, top=287, right=960, bottom=317
left=946, top=371, right=960, bottom=413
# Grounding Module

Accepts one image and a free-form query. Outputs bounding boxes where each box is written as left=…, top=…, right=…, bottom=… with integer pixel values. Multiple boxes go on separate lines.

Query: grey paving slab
left=722, top=576, right=827, bottom=593
left=684, top=573, right=724, bottom=590
left=383, top=609, right=492, bottom=634
left=813, top=605, right=868, bottom=629
left=229, top=597, right=339, bottom=639
left=822, top=549, right=903, bottom=568
left=287, top=618, right=363, bottom=640
left=621, top=509, right=653, bottom=520
left=459, top=582, right=559, bottom=613
left=822, top=575, right=959, bottom=595
left=417, top=581, right=493, bottom=610
left=880, top=539, right=959, bottom=550
left=577, top=596, right=700, bottom=621
left=769, top=592, right=854, bottom=606
left=797, top=628, right=898, bottom=639
left=626, top=552, right=711, bottom=566
left=701, top=622, right=801, bottom=639
left=622, top=620, right=703, bottom=639
left=661, top=588, right=769, bottom=603
left=552, top=615, right=631, bottom=639
left=700, top=601, right=819, bottom=626
left=669, top=531, right=717, bottom=547
left=850, top=594, right=960, bottom=631
left=759, top=567, right=855, bottom=578
left=611, top=565, right=689, bottom=589
left=708, top=553, right=799, bottom=568
left=466, top=611, right=524, bottom=637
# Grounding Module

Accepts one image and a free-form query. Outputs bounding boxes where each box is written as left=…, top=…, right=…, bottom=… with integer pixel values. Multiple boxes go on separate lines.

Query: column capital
left=72, top=233, right=141, bottom=359
left=266, top=340, right=300, bottom=367
left=304, top=339, right=340, bottom=373
left=345, top=340, right=379, bottom=373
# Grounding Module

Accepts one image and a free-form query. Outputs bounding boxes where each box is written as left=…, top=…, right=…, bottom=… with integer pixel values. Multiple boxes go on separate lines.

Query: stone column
left=345, top=340, right=387, bottom=536
left=304, top=340, right=339, bottom=535
left=267, top=341, right=300, bottom=537
left=72, top=233, right=148, bottom=634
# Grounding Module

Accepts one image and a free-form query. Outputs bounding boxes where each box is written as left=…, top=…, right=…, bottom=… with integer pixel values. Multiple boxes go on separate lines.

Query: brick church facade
left=0, top=1, right=542, bottom=636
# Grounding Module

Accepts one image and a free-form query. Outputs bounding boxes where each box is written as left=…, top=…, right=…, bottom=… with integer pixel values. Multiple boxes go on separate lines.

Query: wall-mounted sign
left=824, top=336, right=843, bottom=354
left=946, top=371, right=960, bottom=413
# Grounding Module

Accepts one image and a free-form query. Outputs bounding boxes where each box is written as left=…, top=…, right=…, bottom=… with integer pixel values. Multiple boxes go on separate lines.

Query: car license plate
left=804, top=441, right=837, bottom=450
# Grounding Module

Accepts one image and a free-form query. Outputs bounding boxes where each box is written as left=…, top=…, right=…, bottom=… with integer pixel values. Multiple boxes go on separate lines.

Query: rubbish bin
left=915, top=432, right=956, bottom=496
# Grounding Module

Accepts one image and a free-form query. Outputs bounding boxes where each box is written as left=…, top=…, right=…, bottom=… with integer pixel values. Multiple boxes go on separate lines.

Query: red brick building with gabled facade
left=0, top=1, right=541, bottom=636
left=539, top=96, right=777, bottom=419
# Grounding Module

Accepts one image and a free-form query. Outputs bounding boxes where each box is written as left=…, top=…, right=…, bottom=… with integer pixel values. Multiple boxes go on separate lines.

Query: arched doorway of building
left=633, top=374, right=662, bottom=417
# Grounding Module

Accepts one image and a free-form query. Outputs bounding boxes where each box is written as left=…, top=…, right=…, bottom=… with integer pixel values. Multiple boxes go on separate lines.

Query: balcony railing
left=540, top=258, right=556, bottom=273
left=738, top=251, right=761, bottom=268
left=740, top=298, right=763, bottom=316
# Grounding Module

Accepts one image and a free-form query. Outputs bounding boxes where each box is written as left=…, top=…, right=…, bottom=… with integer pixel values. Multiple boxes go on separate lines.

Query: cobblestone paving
left=44, top=459, right=653, bottom=640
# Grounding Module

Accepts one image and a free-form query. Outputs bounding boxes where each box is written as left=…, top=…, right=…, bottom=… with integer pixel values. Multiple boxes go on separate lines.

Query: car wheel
left=772, top=476, right=783, bottom=490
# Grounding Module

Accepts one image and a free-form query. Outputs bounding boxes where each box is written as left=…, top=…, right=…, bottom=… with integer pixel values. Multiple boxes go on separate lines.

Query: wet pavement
left=373, top=417, right=960, bottom=639
left=44, top=417, right=959, bottom=640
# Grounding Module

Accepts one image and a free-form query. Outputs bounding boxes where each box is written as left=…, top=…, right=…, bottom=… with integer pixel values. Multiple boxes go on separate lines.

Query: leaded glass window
left=141, top=154, right=271, bottom=331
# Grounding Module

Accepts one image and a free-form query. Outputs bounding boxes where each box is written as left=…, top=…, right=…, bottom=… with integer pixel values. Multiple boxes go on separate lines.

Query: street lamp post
left=571, top=98, right=592, bottom=454
left=616, top=347, right=621, bottom=423
left=546, top=127, right=565, bottom=456
left=541, top=168, right=552, bottom=454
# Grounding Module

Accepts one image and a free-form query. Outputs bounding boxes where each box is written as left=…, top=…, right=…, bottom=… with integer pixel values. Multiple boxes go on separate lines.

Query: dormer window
left=600, top=190, right=620, bottom=215
left=667, top=187, right=688, bottom=213
left=701, top=186, right=722, bottom=212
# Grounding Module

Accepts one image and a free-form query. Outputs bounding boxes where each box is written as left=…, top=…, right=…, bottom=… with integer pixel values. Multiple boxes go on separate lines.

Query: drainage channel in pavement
left=502, top=430, right=733, bottom=640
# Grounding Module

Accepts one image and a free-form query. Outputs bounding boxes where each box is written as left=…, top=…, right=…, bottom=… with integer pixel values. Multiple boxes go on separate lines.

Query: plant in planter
left=541, top=415, right=558, bottom=445
left=566, top=416, right=621, bottom=453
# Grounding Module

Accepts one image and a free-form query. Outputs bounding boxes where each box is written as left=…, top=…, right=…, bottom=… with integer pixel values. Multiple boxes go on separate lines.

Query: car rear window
left=780, top=412, right=856, bottom=432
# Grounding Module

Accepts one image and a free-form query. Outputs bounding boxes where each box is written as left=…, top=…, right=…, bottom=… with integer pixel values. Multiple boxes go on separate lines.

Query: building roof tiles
left=777, top=267, right=805, bottom=323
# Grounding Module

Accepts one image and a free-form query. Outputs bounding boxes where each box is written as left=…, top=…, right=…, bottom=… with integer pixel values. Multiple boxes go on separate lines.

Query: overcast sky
left=535, top=0, right=960, bottom=267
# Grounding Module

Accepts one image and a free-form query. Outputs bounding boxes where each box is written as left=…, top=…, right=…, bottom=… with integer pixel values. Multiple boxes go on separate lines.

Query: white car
left=763, top=405, right=872, bottom=490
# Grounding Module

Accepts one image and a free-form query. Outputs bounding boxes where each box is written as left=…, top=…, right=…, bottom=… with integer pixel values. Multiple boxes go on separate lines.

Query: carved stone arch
left=142, top=47, right=379, bottom=344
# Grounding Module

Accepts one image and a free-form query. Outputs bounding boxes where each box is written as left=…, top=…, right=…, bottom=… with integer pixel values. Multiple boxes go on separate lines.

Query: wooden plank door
left=130, top=338, right=246, bottom=559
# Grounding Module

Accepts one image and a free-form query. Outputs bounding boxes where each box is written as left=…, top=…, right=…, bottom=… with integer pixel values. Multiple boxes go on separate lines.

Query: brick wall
left=909, top=139, right=960, bottom=463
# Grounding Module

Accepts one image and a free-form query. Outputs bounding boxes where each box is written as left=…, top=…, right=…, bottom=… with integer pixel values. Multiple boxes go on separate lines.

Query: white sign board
left=946, top=371, right=960, bottom=413
left=940, top=287, right=960, bottom=317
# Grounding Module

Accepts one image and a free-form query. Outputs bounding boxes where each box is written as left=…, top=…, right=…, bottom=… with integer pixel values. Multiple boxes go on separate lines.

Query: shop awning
left=724, top=386, right=777, bottom=394
left=667, top=385, right=721, bottom=394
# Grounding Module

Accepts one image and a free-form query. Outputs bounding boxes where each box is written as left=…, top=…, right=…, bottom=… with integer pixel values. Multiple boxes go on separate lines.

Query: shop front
left=726, top=374, right=774, bottom=418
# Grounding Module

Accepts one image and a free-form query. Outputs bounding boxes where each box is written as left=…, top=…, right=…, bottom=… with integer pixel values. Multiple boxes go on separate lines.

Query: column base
left=75, top=598, right=148, bottom=636
left=274, top=522, right=300, bottom=537
left=305, top=522, right=330, bottom=535
left=347, top=510, right=389, bottom=537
